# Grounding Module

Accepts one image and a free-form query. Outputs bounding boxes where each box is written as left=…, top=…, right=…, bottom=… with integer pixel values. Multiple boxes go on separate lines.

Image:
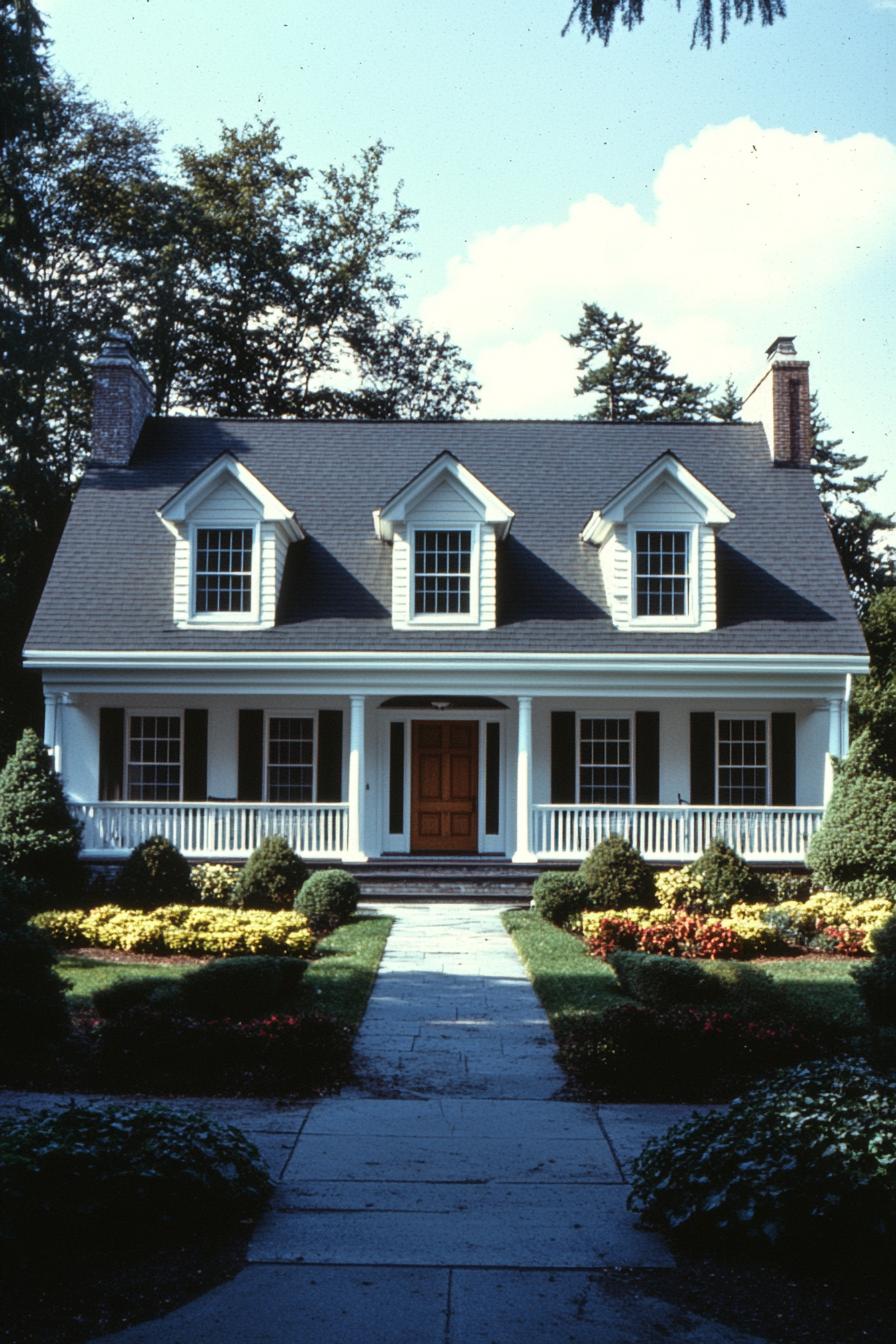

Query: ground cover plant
left=629, top=1059, right=896, bottom=1259
left=33, top=903, right=317, bottom=957
left=0, top=1104, right=271, bottom=1344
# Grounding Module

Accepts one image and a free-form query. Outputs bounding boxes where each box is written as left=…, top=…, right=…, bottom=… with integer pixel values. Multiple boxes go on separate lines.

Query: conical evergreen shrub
left=808, top=730, right=896, bottom=902
left=0, top=730, right=83, bottom=909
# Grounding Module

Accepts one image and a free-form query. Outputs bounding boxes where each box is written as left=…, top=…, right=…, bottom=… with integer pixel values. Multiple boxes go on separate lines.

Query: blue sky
left=41, top=1, right=896, bottom=512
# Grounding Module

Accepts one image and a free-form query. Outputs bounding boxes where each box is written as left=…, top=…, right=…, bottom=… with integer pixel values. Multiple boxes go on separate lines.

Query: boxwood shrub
left=628, top=1059, right=896, bottom=1259
left=113, top=835, right=196, bottom=910
left=687, top=838, right=767, bottom=913
left=530, top=870, right=589, bottom=927
left=235, top=836, right=308, bottom=911
left=0, top=1104, right=271, bottom=1260
left=295, top=868, right=360, bottom=932
left=577, top=836, right=655, bottom=910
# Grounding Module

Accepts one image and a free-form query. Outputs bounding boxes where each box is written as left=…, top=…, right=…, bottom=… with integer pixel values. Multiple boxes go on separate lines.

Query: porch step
left=342, top=859, right=567, bottom=903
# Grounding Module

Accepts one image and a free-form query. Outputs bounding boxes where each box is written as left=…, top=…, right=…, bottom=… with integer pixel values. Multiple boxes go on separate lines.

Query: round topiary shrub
left=530, top=870, right=589, bottom=927
left=687, top=838, right=766, bottom=914
left=578, top=836, right=655, bottom=910
left=113, top=835, right=196, bottom=910
left=628, top=1059, right=896, bottom=1259
left=295, top=868, right=360, bottom=932
left=808, top=731, right=896, bottom=903
left=0, top=875, right=70, bottom=1076
left=235, top=836, right=308, bottom=911
left=0, top=729, right=84, bottom=909
left=0, top=1104, right=271, bottom=1261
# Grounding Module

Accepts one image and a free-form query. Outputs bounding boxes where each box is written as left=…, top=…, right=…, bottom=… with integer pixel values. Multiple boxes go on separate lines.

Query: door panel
left=411, top=721, right=478, bottom=853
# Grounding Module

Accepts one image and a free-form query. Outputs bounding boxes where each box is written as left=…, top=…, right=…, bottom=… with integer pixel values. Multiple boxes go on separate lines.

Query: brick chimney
left=740, top=336, right=811, bottom=467
left=90, top=331, right=154, bottom=465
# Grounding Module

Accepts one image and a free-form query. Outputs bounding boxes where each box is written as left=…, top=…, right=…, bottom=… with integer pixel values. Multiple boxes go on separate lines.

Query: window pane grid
left=580, top=718, right=631, bottom=804
left=267, top=717, right=313, bottom=802
left=128, top=715, right=181, bottom=800
left=195, top=528, right=253, bottom=613
left=636, top=530, right=689, bottom=616
left=718, top=719, right=768, bottom=805
left=414, top=530, right=472, bottom=615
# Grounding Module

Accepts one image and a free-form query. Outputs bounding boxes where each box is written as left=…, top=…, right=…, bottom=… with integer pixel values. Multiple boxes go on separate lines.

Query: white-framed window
left=193, top=526, right=254, bottom=615
left=635, top=530, right=690, bottom=618
left=127, top=714, right=182, bottom=801
left=266, top=716, right=314, bottom=802
left=717, top=717, right=769, bottom=805
left=579, top=717, right=632, bottom=804
left=413, top=529, right=473, bottom=616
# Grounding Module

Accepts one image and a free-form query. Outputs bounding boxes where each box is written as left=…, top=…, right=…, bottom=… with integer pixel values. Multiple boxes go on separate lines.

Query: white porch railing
left=76, top=802, right=349, bottom=860
left=532, top=804, right=824, bottom=864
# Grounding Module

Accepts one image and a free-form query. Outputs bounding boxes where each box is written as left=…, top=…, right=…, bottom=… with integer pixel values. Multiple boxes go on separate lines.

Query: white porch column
left=823, top=696, right=846, bottom=804
left=346, top=694, right=368, bottom=862
left=42, top=690, right=61, bottom=774
left=512, top=695, right=535, bottom=863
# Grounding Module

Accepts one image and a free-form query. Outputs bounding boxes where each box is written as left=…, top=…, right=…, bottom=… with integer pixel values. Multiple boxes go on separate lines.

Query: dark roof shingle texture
left=27, top=419, right=866, bottom=656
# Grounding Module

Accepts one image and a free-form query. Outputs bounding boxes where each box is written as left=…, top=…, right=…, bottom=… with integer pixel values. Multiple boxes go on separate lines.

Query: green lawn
left=502, top=908, right=870, bottom=1037
left=61, top=914, right=393, bottom=1037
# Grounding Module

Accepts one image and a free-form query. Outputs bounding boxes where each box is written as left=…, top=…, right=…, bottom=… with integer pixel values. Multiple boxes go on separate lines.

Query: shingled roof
left=26, top=418, right=865, bottom=657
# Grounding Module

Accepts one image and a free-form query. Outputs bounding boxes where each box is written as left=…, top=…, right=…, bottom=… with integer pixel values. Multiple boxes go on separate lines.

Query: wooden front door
left=411, top=721, right=478, bottom=853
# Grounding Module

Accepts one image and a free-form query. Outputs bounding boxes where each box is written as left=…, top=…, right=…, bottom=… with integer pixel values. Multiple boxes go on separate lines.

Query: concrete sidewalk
left=2, top=903, right=763, bottom=1342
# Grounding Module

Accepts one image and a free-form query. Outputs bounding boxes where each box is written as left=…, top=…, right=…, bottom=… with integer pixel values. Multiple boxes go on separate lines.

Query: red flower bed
left=586, top=912, right=744, bottom=960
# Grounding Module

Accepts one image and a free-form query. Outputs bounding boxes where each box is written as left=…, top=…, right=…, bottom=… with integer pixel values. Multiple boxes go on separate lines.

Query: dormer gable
left=157, top=453, right=303, bottom=630
left=581, top=452, right=734, bottom=632
left=373, top=451, right=514, bottom=631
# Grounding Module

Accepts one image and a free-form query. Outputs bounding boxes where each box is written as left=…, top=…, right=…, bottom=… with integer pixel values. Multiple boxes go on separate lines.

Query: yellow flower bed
left=32, top=904, right=315, bottom=958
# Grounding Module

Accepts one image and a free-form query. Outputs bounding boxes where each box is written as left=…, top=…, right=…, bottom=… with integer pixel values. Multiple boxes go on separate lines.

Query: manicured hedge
left=32, top=904, right=315, bottom=958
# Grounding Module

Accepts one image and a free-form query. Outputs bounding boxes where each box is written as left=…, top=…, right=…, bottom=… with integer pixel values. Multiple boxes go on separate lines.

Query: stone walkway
left=2, top=903, right=765, bottom=1342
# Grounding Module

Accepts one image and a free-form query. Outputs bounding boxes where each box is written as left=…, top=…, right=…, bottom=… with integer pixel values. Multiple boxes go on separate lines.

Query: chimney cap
left=95, top=329, right=139, bottom=363
left=765, top=335, right=798, bottom=360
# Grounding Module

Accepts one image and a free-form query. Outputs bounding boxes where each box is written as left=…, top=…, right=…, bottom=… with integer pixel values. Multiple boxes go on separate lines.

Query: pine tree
left=566, top=304, right=712, bottom=422
left=810, top=394, right=895, bottom=612
left=563, top=1, right=786, bottom=48
left=0, top=729, right=83, bottom=906
left=708, top=377, right=742, bottom=423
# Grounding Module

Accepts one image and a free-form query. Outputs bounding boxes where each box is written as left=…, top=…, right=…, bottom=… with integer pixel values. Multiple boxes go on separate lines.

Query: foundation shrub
left=295, top=868, right=360, bottom=932
left=577, top=836, right=655, bottom=910
left=32, top=905, right=315, bottom=958
left=687, top=839, right=767, bottom=914
left=764, top=870, right=812, bottom=904
left=808, top=731, right=896, bottom=902
left=0, top=1104, right=271, bottom=1261
left=531, top=871, right=589, bottom=927
left=559, top=1002, right=824, bottom=1101
left=113, top=836, right=196, bottom=910
left=628, top=1060, right=896, bottom=1258
left=191, top=863, right=241, bottom=907
left=95, top=1007, right=350, bottom=1094
left=0, top=882, right=70, bottom=1076
left=235, top=836, right=308, bottom=911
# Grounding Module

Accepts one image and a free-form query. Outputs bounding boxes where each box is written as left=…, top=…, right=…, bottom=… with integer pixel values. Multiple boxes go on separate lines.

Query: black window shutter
left=183, top=709, right=208, bottom=801
left=771, top=712, right=796, bottom=806
left=550, top=711, right=576, bottom=804
left=635, top=712, right=660, bottom=804
left=317, top=710, right=344, bottom=802
left=237, top=709, right=264, bottom=801
left=388, top=722, right=405, bottom=833
left=485, top=721, right=500, bottom=834
left=690, top=712, right=716, bottom=805
left=99, top=708, right=125, bottom=801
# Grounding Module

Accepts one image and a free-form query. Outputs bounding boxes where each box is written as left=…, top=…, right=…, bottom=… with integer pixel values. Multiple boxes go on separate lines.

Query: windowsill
left=177, top=617, right=273, bottom=631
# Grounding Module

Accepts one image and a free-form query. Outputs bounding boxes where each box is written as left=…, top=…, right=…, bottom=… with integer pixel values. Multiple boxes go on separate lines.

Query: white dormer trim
left=158, top=453, right=304, bottom=538
left=581, top=451, right=734, bottom=545
left=375, top=451, right=512, bottom=632
left=373, top=451, right=514, bottom=542
left=156, top=453, right=303, bottom=630
left=581, top=452, right=734, bottom=634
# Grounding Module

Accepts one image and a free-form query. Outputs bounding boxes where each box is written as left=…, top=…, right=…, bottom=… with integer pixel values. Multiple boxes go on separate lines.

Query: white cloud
left=420, top=118, right=896, bottom=418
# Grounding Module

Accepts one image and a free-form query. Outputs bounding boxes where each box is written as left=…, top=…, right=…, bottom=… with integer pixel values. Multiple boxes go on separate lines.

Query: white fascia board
left=586, top=453, right=734, bottom=540
left=159, top=454, right=304, bottom=538
left=376, top=455, right=514, bottom=541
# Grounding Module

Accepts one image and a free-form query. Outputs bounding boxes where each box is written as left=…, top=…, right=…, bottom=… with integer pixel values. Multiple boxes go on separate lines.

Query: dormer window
left=635, top=530, right=690, bottom=618
left=195, top=527, right=254, bottom=615
left=414, top=530, right=472, bottom=616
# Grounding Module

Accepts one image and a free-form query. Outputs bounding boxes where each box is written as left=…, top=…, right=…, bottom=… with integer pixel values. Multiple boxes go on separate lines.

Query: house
left=24, top=334, right=867, bottom=871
